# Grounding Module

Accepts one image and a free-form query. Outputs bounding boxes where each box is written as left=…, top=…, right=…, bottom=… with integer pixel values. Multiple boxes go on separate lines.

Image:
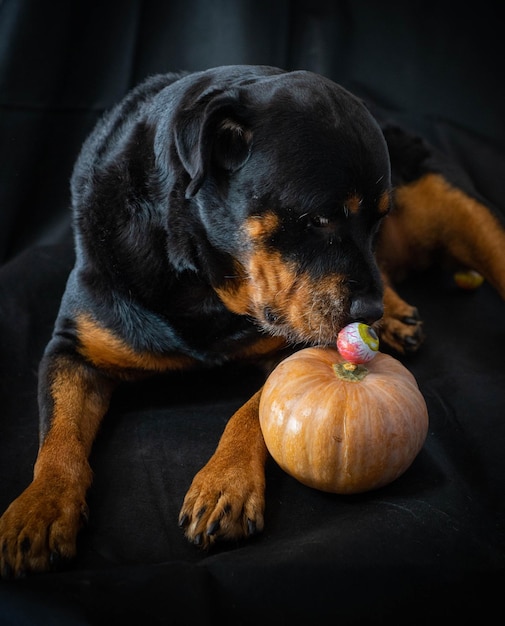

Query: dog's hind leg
left=382, top=172, right=505, bottom=298
left=376, top=171, right=505, bottom=353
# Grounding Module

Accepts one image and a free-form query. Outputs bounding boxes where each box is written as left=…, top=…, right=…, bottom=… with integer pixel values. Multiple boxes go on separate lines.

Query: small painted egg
left=453, top=269, right=484, bottom=290
left=337, top=322, right=379, bottom=364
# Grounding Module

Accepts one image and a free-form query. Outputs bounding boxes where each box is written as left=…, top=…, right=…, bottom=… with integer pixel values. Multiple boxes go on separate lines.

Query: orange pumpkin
left=259, top=347, right=429, bottom=494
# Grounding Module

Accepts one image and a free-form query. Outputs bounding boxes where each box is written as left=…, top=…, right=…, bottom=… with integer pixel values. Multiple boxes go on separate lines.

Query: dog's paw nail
left=403, top=336, right=423, bottom=353
left=1, top=562, right=13, bottom=580
left=196, top=506, right=207, bottom=521
left=49, top=550, right=62, bottom=568
left=193, top=533, right=203, bottom=547
left=206, top=520, right=220, bottom=536
left=404, top=338, right=420, bottom=349
left=80, top=504, right=90, bottom=524
left=403, top=315, right=421, bottom=325
left=178, top=513, right=189, bottom=528
left=247, top=519, right=257, bottom=536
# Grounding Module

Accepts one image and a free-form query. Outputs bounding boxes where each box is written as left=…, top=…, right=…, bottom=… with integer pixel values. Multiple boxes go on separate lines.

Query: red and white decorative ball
left=336, top=322, right=379, bottom=364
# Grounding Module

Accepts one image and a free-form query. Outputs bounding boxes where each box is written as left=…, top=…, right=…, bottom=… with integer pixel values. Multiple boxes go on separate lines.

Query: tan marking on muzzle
left=216, top=212, right=350, bottom=344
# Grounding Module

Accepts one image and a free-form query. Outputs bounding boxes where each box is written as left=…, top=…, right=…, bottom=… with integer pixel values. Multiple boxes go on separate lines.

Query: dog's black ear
left=174, top=92, right=252, bottom=199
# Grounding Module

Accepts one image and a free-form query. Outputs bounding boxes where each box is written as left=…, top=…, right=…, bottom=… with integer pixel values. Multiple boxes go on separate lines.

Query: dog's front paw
left=378, top=307, right=424, bottom=354
left=0, top=480, right=88, bottom=578
left=378, top=304, right=425, bottom=354
left=378, top=283, right=425, bottom=354
left=179, top=459, right=265, bottom=548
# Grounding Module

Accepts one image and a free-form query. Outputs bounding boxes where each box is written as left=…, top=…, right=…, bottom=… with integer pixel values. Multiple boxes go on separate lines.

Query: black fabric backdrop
left=1, top=1, right=504, bottom=624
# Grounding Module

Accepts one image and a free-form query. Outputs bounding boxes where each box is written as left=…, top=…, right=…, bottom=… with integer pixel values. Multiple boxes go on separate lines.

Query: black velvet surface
left=0, top=1, right=504, bottom=624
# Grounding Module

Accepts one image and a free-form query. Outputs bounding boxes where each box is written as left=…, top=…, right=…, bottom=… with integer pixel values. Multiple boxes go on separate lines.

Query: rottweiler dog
left=1, top=65, right=504, bottom=577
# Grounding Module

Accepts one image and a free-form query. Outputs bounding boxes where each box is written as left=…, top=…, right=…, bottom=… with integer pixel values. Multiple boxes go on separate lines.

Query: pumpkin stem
left=333, top=362, right=369, bottom=381
left=343, top=362, right=357, bottom=372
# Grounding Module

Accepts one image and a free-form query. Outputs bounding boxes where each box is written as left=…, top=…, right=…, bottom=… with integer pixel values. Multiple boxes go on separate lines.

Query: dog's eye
left=308, top=214, right=331, bottom=229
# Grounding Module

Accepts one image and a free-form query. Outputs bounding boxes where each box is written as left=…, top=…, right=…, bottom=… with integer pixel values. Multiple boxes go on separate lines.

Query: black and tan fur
left=1, top=65, right=504, bottom=577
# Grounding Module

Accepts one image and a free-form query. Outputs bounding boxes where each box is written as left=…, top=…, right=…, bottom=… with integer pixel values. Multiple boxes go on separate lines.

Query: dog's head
left=172, top=68, right=391, bottom=346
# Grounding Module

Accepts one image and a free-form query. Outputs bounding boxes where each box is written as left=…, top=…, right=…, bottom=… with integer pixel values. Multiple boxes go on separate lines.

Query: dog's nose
left=349, top=295, right=384, bottom=325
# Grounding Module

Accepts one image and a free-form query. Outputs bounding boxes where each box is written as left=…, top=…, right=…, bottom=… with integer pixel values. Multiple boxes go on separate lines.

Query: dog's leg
left=179, top=389, right=267, bottom=547
left=391, top=173, right=505, bottom=296
left=377, top=172, right=505, bottom=353
left=0, top=348, right=114, bottom=577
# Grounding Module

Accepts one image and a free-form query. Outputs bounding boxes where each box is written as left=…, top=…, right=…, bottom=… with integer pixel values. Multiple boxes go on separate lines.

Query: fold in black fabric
left=0, top=1, right=504, bottom=623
